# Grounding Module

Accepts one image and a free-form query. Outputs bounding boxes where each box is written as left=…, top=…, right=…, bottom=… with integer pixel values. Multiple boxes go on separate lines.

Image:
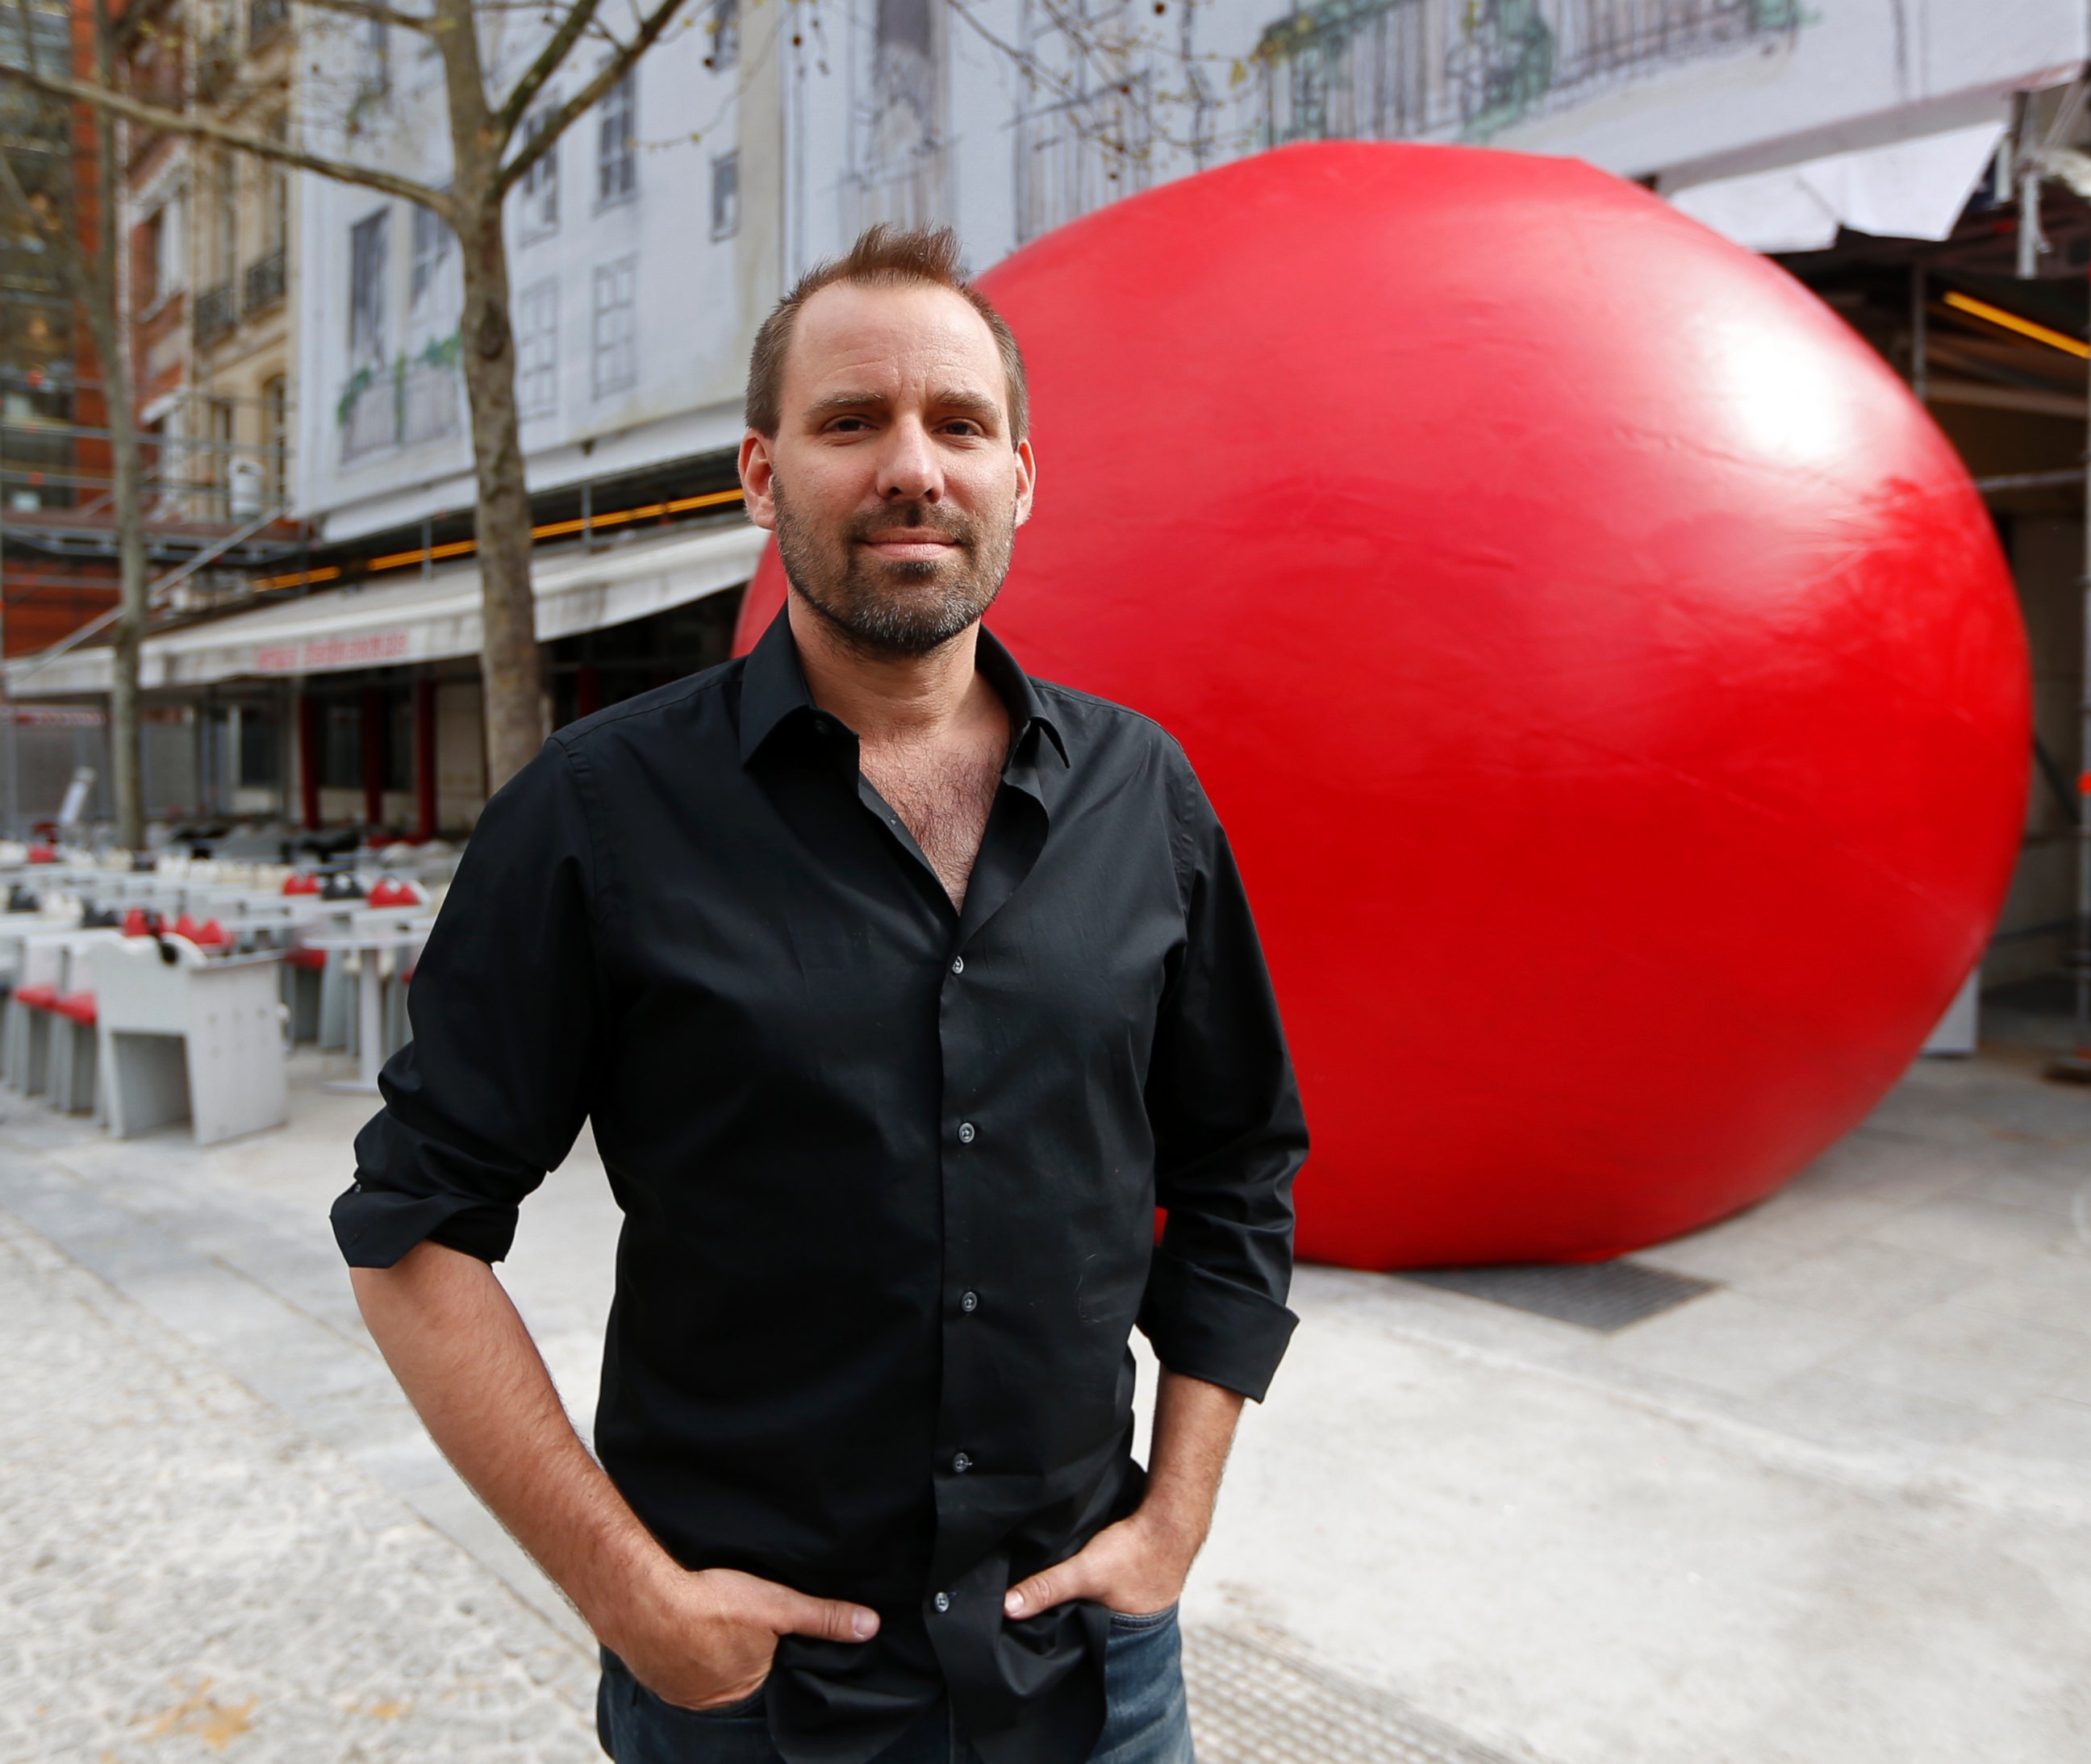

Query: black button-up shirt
left=332, top=610, right=1306, bottom=1764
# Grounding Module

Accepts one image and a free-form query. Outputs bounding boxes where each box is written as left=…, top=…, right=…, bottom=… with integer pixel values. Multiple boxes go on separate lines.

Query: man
left=332, top=224, right=1306, bottom=1764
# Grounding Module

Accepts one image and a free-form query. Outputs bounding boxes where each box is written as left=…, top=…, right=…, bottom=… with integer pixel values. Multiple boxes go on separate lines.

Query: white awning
left=1667, top=119, right=2009, bottom=254
left=10, top=518, right=768, bottom=699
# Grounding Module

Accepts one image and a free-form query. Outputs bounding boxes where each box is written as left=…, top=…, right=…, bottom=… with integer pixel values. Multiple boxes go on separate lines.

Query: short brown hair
left=745, top=224, right=1029, bottom=442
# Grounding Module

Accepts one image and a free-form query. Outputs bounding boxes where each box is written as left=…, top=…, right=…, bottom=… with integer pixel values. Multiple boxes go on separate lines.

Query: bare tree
left=1, top=0, right=152, bottom=847
left=2, top=0, right=688, bottom=795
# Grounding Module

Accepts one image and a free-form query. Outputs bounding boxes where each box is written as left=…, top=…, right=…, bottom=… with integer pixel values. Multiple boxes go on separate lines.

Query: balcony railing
left=401, top=360, right=460, bottom=445
left=193, top=282, right=236, bottom=347
left=340, top=368, right=399, bottom=461
left=244, top=248, right=286, bottom=315
left=248, top=0, right=288, bottom=46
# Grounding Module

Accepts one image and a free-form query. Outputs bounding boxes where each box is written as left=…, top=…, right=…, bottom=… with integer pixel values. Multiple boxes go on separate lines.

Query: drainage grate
left=1397, top=1259, right=1717, bottom=1332
left=1183, top=1623, right=1544, bottom=1764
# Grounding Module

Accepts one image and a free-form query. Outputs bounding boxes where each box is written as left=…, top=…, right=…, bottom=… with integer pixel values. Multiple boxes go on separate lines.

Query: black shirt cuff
left=329, top=1178, right=520, bottom=1268
left=1136, top=1246, right=1298, bottom=1403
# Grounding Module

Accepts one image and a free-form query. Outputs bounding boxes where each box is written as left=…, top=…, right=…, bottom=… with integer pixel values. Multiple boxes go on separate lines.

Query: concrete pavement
left=2, top=1036, right=2087, bottom=1762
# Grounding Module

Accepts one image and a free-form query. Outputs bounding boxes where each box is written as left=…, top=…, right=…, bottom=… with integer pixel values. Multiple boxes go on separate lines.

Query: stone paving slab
left=0, top=1222, right=603, bottom=1763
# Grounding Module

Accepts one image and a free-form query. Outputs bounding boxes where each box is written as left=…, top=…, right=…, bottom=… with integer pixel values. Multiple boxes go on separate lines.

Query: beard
left=772, top=480, right=1017, bottom=661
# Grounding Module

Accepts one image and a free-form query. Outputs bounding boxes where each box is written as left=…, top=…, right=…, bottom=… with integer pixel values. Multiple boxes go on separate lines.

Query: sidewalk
left=2, top=1036, right=2086, bottom=1762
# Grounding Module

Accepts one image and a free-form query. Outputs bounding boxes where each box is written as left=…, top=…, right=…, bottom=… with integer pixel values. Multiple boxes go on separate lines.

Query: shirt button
left=812, top=716, right=829, bottom=734
left=953, top=1452, right=972, bottom=1474
left=958, top=1122, right=976, bottom=1145
left=934, top=1591, right=950, bottom=1613
left=951, top=955, right=964, bottom=974
left=961, top=1290, right=979, bottom=1313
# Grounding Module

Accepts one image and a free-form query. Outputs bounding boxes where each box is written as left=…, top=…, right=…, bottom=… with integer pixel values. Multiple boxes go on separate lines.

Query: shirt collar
left=737, top=605, right=1069, bottom=769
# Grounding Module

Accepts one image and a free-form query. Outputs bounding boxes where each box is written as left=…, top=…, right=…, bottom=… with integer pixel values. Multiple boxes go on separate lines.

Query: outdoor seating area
left=0, top=841, right=452, bottom=1145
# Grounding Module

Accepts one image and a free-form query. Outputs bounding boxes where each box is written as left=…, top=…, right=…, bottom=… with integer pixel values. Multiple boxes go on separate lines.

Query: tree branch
left=495, top=0, right=688, bottom=195
left=0, top=60, right=452, bottom=216
left=296, top=0, right=440, bottom=37
left=491, top=0, right=605, bottom=147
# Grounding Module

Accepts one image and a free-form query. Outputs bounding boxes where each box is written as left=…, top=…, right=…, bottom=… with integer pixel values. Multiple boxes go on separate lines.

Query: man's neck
left=786, top=593, right=995, bottom=751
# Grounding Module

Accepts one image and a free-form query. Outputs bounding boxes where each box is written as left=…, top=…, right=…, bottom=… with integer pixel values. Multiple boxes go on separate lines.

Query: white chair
left=44, top=930, right=125, bottom=1115
left=90, top=937, right=288, bottom=1145
left=3, top=930, right=71, bottom=1095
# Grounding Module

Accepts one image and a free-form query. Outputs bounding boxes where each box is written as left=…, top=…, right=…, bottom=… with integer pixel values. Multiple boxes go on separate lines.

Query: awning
left=9, top=518, right=769, bottom=698
left=1667, top=118, right=2008, bottom=254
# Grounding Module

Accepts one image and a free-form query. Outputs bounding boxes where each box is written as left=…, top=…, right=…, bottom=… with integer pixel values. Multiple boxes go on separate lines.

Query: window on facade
left=707, top=0, right=738, bottom=69
left=408, top=201, right=453, bottom=327
left=137, top=209, right=165, bottom=307
left=591, top=257, right=637, bottom=398
left=710, top=151, right=738, bottom=240
left=206, top=397, right=235, bottom=519
left=264, top=115, right=290, bottom=253
left=519, top=108, right=558, bottom=241
left=598, top=73, right=636, bottom=206
left=517, top=279, right=558, bottom=419
left=321, top=701, right=363, bottom=788
left=348, top=208, right=389, bottom=365
left=215, top=152, right=239, bottom=286
left=238, top=707, right=279, bottom=787
left=359, top=16, right=388, bottom=93
left=386, top=694, right=415, bottom=793
left=262, top=374, right=288, bottom=506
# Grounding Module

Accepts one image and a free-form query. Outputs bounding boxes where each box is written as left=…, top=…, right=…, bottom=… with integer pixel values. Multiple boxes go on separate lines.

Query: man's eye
left=942, top=422, right=983, bottom=437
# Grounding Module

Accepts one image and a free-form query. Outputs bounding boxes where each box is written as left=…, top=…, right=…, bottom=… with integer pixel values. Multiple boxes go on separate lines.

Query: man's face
left=740, top=281, right=1036, bottom=660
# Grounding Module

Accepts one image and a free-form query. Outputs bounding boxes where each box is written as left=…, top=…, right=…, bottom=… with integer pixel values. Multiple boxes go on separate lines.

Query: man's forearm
left=1140, top=1370, right=1246, bottom=1551
left=349, top=1240, right=677, bottom=1641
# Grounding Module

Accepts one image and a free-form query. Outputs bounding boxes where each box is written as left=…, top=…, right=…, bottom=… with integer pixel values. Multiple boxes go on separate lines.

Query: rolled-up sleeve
left=1137, top=757, right=1307, bottom=1402
left=330, top=736, right=604, bottom=1269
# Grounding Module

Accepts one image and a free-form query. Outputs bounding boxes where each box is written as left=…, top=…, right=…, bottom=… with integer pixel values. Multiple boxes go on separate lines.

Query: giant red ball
left=735, top=142, right=2030, bottom=1268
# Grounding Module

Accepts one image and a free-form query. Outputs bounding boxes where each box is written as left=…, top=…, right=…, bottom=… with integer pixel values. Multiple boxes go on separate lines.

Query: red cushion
left=194, top=920, right=228, bottom=948
left=15, top=984, right=58, bottom=1009
left=54, top=992, right=95, bottom=1026
left=26, top=846, right=55, bottom=864
left=121, top=907, right=152, bottom=937
left=173, top=913, right=199, bottom=940
left=286, top=946, right=326, bottom=972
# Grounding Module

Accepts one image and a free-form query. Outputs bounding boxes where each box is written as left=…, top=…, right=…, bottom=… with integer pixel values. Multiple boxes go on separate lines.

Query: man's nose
left=875, top=419, right=941, bottom=503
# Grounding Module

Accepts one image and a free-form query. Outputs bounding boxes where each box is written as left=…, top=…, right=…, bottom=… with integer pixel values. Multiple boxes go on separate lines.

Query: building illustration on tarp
left=1254, top=0, right=1803, bottom=149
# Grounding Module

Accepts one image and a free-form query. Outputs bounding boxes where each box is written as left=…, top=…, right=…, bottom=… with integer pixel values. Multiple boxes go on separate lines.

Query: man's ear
left=740, top=429, right=778, bottom=531
left=1013, top=436, right=1037, bottom=529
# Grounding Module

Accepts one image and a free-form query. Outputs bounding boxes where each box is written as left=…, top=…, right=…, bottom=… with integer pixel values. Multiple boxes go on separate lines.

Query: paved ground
left=2, top=1030, right=2088, bottom=1762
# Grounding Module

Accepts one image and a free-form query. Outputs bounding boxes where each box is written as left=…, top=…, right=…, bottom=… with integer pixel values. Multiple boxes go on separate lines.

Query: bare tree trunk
left=90, top=0, right=147, bottom=850
left=438, top=0, right=542, bottom=793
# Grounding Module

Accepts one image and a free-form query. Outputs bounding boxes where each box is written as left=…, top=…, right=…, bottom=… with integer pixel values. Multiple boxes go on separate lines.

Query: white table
left=298, top=918, right=436, bottom=1092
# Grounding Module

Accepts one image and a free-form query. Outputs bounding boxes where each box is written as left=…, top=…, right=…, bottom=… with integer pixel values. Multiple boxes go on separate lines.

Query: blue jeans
left=597, top=1606, right=1195, bottom=1764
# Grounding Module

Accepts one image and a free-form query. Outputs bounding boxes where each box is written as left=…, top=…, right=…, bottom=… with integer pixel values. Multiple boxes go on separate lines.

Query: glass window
left=710, top=151, right=738, bottom=240
left=348, top=208, right=389, bottom=365
left=386, top=694, right=415, bottom=793
left=517, top=279, right=558, bottom=419
left=238, top=707, right=279, bottom=786
left=708, top=0, right=738, bottom=69
left=321, top=700, right=362, bottom=788
left=591, top=256, right=637, bottom=398
left=262, top=374, right=289, bottom=506
left=409, top=203, right=448, bottom=306
left=519, top=107, right=559, bottom=242
left=598, top=73, right=636, bottom=206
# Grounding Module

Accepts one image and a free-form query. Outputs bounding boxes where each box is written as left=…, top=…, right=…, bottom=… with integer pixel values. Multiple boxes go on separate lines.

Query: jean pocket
left=1104, top=1603, right=1179, bottom=1633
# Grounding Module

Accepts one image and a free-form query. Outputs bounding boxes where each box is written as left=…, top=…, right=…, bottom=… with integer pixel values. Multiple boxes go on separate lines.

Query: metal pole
left=2058, top=266, right=2091, bottom=1080
left=1911, top=261, right=1928, bottom=404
